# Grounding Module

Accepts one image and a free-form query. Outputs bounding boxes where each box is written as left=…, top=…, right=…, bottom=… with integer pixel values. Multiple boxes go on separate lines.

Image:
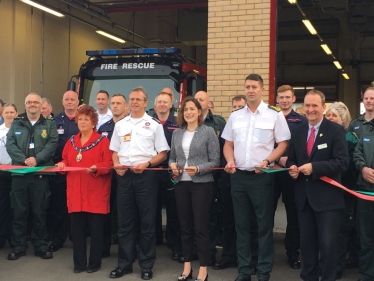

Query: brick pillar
left=207, top=0, right=272, bottom=119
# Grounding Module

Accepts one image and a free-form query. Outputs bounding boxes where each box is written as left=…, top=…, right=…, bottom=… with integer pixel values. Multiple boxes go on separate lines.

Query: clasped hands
left=289, top=163, right=313, bottom=179
left=170, top=163, right=198, bottom=177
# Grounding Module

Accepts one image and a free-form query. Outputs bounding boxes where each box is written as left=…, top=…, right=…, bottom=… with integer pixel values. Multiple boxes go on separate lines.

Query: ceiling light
left=288, top=0, right=297, bottom=3
left=96, top=30, right=126, bottom=43
left=20, top=0, right=65, bottom=17
left=321, top=44, right=332, bottom=55
left=342, top=73, right=350, bottom=80
left=333, top=61, right=342, bottom=69
left=302, top=19, right=317, bottom=35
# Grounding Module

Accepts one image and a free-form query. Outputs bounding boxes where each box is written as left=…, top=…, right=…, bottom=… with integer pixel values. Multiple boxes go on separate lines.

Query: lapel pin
left=319, top=133, right=323, bottom=137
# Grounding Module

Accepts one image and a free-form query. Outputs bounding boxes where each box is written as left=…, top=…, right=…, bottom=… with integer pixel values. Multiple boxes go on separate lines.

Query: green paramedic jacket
left=6, top=114, right=58, bottom=175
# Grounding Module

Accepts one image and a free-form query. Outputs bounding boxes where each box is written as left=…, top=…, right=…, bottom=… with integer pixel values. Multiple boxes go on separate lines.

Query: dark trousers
left=49, top=173, right=70, bottom=245
left=337, top=193, right=358, bottom=272
left=273, top=171, right=300, bottom=259
left=231, top=171, right=274, bottom=280
left=103, top=173, right=118, bottom=254
left=155, top=170, right=181, bottom=252
left=0, top=171, right=12, bottom=246
left=174, top=181, right=212, bottom=266
left=11, top=174, right=50, bottom=252
left=117, top=170, right=157, bottom=269
left=298, top=199, right=340, bottom=281
left=71, top=212, right=105, bottom=270
left=209, top=178, right=221, bottom=261
left=219, top=171, right=237, bottom=264
left=357, top=198, right=374, bottom=280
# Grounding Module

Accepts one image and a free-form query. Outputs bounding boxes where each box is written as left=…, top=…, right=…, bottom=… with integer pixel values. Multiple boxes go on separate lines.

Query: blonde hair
left=295, top=106, right=305, bottom=117
left=325, top=102, right=352, bottom=129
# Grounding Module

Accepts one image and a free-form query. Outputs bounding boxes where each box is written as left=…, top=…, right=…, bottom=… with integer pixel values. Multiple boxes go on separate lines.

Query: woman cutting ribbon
left=56, top=105, right=112, bottom=274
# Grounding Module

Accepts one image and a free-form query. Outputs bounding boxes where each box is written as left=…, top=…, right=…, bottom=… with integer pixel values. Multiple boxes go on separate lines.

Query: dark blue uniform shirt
left=153, top=113, right=178, bottom=167
left=98, top=118, right=116, bottom=141
left=53, top=112, right=79, bottom=163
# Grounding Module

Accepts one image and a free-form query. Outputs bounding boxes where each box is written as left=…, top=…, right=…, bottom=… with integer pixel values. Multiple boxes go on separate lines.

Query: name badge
left=102, top=132, right=109, bottom=137
left=57, top=128, right=64, bottom=135
left=124, top=134, right=131, bottom=142
left=29, top=143, right=35, bottom=149
left=15, top=132, right=21, bottom=135
left=364, top=138, right=370, bottom=142
left=354, top=126, right=359, bottom=129
left=317, top=143, right=327, bottom=150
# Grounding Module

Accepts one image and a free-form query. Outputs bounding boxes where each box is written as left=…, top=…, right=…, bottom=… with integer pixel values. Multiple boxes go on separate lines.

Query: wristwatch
left=263, top=159, right=271, bottom=166
left=147, top=161, right=152, bottom=168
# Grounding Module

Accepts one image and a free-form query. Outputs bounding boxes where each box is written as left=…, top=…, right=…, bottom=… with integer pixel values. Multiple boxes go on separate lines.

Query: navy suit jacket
left=286, top=118, right=349, bottom=212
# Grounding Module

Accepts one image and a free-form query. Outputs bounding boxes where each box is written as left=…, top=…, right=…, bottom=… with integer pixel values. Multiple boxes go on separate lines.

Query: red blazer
left=61, top=131, right=113, bottom=214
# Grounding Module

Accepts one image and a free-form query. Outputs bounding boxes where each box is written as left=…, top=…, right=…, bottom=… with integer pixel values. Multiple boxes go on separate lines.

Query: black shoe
left=250, top=266, right=257, bottom=275
left=172, top=252, right=179, bottom=261
left=141, top=268, right=153, bottom=280
left=35, top=250, right=53, bottom=259
left=335, top=271, right=343, bottom=279
left=109, top=267, right=133, bottom=278
left=74, top=268, right=86, bottom=274
left=288, top=258, right=301, bottom=269
left=195, top=273, right=208, bottom=281
left=213, top=261, right=238, bottom=270
left=178, top=269, right=193, bottom=281
left=87, top=267, right=101, bottom=273
left=7, top=250, right=26, bottom=260
left=234, top=277, right=251, bottom=281
left=48, top=242, right=62, bottom=252
left=102, top=250, right=110, bottom=258
left=209, top=257, right=216, bottom=266
left=178, top=255, right=185, bottom=263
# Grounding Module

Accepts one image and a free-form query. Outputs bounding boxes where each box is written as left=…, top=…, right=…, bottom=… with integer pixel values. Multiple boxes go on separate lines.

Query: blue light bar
left=86, top=48, right=181, bottom=56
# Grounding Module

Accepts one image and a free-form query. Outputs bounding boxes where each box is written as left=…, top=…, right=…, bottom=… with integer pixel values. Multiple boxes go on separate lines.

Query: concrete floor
left=0, top=201, right=360, bottom=281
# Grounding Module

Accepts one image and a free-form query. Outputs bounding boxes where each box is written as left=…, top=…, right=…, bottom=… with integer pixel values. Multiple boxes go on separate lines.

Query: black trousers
left=11, top=174, right=50, bottom=252
left=155, top=170, right=181, bottom=252
left=103, top=172, right=118, bottom=254
left=49, top=173, right=70, bottom=245
left=299, top=199, right=340, bottom=281
left=71, top=212, right=105, bottom=270
left=174, top=181, right=212, bottom=266
left=0, top=171, right=12, bottom=246
left=273, top=171, right=300, bottom=259
left=117, top=170, right=157, bottom=269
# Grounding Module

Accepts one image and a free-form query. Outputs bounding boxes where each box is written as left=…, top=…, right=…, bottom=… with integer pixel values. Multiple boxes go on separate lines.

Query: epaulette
left=213, top=114, right=226, bottom=122
left=14, top=116, right=25, bottom=120
left=152, top=117, right=161, bottom=124
left=232, top=107, right=245, bottom=112
left=352, top=132, right=358, bottom=140
left=268, top=105, right=281, bottom=112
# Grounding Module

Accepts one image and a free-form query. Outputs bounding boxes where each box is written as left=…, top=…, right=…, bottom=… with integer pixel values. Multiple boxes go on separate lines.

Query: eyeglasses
left=130, top=98, right=146, bottom=103
left=25, top=101, right=40, bottom=105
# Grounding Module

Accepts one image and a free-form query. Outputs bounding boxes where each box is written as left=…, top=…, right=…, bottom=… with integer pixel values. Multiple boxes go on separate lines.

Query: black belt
left=237, top=169, right=256, bottom=175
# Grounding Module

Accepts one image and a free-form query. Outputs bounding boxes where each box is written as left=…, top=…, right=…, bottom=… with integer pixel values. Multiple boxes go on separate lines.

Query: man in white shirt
left=109, top=87, right=169, bottom=280
left=95, top=90, right=112, bottom=129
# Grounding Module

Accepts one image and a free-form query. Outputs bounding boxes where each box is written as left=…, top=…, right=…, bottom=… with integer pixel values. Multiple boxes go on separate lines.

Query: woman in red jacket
left=56, top=105, right=112, bottom=274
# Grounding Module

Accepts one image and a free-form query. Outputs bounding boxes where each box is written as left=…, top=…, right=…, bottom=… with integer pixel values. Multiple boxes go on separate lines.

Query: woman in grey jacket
left=169, top=96, right=220, bottom=281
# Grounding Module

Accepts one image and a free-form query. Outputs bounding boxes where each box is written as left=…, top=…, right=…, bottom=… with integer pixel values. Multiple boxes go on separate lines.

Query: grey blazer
left=169, top=124, right=220, bottom=183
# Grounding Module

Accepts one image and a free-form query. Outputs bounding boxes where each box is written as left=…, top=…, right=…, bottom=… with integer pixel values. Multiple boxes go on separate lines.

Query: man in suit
left=287, top=90, right=349, bottom=281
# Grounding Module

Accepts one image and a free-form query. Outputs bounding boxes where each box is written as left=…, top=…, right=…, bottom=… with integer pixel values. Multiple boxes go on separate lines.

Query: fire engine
left=68, top=47, right=207, bottom=111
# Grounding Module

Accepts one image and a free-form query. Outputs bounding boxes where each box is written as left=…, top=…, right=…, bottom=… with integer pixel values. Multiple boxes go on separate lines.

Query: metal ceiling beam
left=107, top=2, right=208, bottom=13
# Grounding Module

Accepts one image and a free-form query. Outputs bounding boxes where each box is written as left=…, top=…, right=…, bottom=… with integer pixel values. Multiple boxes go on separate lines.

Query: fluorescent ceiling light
left=302, top=19, right=317, bottom=35
left=342, top=73, right=350, bottom=80
left=288, top=0, right=297, bottom=3
left=96, top=30, right=126, bottom=43
left=333, top=61, right=342, bottom=69
left=321, top=44, right=332, bottom=55
left=293, top=87, right=314, bottom=90
left=20, top=0, right=65, bottom=17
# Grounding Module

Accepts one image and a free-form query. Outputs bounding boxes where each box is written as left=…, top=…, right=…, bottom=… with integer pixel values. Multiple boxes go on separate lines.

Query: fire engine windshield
left=82, top=75, right=178, bottom=110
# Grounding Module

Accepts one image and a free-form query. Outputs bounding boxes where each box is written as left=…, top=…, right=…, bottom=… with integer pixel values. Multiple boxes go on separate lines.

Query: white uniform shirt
left=0, top=124, right=12, bottom=164
left=97, top=108, right=113, bottom=129
left=222, top=101, right=290, bottom=171
left=110, top=113, right=170, bottom=166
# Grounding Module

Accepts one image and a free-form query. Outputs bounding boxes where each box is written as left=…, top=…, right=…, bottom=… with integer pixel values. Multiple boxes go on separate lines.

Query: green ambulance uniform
left=6, top=115, right=58, bottom=252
